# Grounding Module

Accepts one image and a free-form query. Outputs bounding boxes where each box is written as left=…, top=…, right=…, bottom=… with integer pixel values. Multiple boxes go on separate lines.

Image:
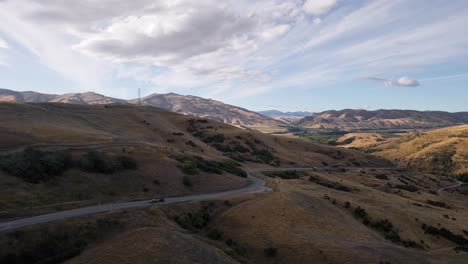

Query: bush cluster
left=0, top=148, right=71, bottom=183
left=422, top=224, right=468, bottom=246
left=174, top=206, right=211, bottom=230
left=308, top=175, right=351, bottom=192
left=456, top=173, right=468, bottom=183
left=265, top=170, right=300, bottom=180
left=395, top=184, right=418, bottom=192
left=0, top=149, right=138, bottom=183
left=353, top=207, right=421, bottom=248
left=174, top=155, right=246, bottom=177
left=426, top=200, right=449, bottom=209
left=81, top=151, right=138, bottom=174
left=0, top=218, right=121, bottom=264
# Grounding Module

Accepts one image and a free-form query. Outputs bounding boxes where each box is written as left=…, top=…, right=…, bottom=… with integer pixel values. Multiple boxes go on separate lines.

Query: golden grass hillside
left=0, top=103, right=386, bottom=218
left=3, top=166, right=466, bottom=264
left=337, top=125, right=468, bottom=175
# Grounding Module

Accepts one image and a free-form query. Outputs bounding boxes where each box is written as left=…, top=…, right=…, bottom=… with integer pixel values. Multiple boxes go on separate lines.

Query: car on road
left=149, top=198, right=165, bottom=204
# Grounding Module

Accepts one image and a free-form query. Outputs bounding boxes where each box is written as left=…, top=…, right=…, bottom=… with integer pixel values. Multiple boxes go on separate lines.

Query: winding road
left=437, top=180, right=465, bottom=199
left=1, top=166, right=464, bottom=232
left=0, top=167, right=315, bottom=232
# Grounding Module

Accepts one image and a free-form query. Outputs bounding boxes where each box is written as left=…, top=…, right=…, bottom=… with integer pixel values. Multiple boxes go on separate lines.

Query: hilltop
left=130, top=93, right=282, bottom=127
left=296, top=109, right=468, bottom=130
left=0, top=88, right=282, bottom=127
left=337, top=125, right=468, bottom=174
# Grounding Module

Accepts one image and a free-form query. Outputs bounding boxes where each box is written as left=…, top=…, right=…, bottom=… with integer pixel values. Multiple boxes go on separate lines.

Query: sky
left=0, top=0, right=467, bottom=112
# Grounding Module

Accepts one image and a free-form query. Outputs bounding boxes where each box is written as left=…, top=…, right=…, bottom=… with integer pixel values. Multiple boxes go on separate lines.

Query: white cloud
left=0, top=0, right=467, bottom=101
left=360, top=76, right=420, bottom=87
left=303, top=0, right=337, bottom=16
left=0, top=37, right=9, bottom=66
left=0, top=37, right=8, bottom=49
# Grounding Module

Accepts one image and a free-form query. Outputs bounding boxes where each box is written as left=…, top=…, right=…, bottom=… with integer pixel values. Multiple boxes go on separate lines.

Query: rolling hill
left=0, top=88, right=283, bottom=127
left=0, top=103, right=466, bottom=264
left=296, top=109, right=468, bottom=130
left=336, top=125, right=468, bottom=174
left=129, top=93, right=283, bottom=127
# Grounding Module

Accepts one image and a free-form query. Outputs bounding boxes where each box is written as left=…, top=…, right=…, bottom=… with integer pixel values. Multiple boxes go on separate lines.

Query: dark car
left=149, top=198, right=165, bottom=204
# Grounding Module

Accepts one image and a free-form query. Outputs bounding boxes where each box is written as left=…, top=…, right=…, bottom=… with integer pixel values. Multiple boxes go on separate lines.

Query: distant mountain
left=0, top=88, right=282, bottom=127
left=129, top=93, right=283, bottom=127
left=0, top=88, right=56, bottom=102
left=50, top=92, right=125, bottom=104
left=258, top=110, right=312, bottom=124
left=296, top=109, right=468, bottom=130
left=0, top=89, right=123, bottom=105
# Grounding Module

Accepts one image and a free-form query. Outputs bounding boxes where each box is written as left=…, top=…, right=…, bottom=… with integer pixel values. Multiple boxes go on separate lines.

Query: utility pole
left=138, top=88, right=141, bottom=105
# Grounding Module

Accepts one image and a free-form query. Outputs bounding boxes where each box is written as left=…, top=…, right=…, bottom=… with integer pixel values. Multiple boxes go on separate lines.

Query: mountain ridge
left=0, top=88, right=283, bottom=127
left=296, top=109, right=468, bottom=130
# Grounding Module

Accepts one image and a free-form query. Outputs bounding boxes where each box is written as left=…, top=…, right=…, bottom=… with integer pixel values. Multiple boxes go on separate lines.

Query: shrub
left=82, top=151, right=116, bottom=174
left=456, top=173, right=468, bottom=183
left=207, top=228, right=223, bottom=240
left=375, top=174, right=388, bottom=180
left=426, top=200, right=449, bottom=209
left=203, top=134, right=225, bottom=143
left=344, top=201, right=351, bottom=208
left=264, top=247, right=278, bottom=257
left=225, top=239, right=235, bottom=246
left=354, top=207, right=369, bottom=220
left=182, top=176, right=192, bottom=187
left=395, top=185, right=418, bottom=192
left=185, top=140, right=197, bottom=147
left=179, top=160, right=198, bottom=175
left=116, top=155, right=138, bottom=170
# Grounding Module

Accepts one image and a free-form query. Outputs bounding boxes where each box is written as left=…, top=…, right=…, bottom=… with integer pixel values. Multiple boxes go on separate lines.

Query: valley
left=0, top=103, right=466, bottom=263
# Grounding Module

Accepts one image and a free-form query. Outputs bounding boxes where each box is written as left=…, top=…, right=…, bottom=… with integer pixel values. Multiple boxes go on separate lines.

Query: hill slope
left=297, top=109, right=468, bottom=130
left=337, top=125, right=468, bottom=174
left=0, top=88, right=282, bottom=127
left=258, top=110, right=311, bottom=124
left=0, top=102, right=384, bottom=217
left=129, top=93, right=283, bottom=127
left=0, top=103, right=466, bottom=264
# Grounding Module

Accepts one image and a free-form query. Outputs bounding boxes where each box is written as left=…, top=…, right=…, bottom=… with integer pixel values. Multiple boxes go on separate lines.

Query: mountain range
left=2, top=88, right=468, bottom=130
left=296, top=109, right=468, bottom=130
left=258, top=110, right=312, bottom=124
left=0, top=88, right=282, bottom=127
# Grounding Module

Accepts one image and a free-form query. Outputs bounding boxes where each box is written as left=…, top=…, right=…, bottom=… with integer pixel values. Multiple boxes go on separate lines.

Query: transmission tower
left=138, top=88, right=141, bottom=105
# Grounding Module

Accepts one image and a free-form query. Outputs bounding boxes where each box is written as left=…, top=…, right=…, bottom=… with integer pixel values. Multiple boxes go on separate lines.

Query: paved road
left=437, top=180, right=465, bottom=198
left=2, top=166, right=462, bottom=232
left=0, top=167, right=317, bottom=232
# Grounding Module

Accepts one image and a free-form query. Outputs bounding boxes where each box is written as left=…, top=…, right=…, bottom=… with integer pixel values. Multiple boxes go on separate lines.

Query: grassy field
left=0, top=103, right=385, bottom=219
left=1, top=167, right=466, bottom=263
left=336, top=125, right=468, bottom=175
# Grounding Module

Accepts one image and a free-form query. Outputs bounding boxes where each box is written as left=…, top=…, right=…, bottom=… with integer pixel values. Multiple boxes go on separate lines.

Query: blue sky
left=0, top=0, right=467, bottom=112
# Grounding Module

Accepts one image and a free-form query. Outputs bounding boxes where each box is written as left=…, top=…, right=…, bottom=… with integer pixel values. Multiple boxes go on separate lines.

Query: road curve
left=437, top=180, right=465, bottom=198
left=0, top=167, right=316, bottom=232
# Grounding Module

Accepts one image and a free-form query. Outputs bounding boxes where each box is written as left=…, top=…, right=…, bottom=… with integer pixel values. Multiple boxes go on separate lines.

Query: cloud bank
left=361, top=76, right=420, bottom=87
left=0, top=0, right=467, bottom=100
